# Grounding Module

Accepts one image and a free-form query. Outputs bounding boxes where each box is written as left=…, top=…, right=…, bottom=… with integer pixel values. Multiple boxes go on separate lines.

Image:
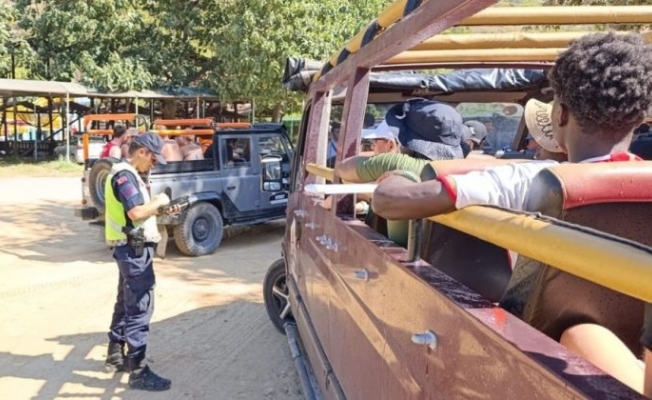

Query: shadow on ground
left=0, top=303, right=302, bottom=400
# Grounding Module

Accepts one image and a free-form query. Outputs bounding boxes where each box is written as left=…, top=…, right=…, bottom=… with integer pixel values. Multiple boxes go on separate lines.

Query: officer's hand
left=167, top=204, right=183, bottom=215
left=153, top=193, right=170, bottom=207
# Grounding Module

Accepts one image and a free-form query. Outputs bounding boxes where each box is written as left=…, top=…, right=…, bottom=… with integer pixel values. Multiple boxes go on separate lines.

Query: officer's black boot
left=127, top=358, right=171, bottom=391
left=104, top=342, right=125, bottom=372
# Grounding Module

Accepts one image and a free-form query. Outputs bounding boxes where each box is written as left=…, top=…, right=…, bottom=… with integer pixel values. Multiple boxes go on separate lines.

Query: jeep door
left=218, top=135, right=261, bottom=213
left=256, top=134, right=290, bottom=209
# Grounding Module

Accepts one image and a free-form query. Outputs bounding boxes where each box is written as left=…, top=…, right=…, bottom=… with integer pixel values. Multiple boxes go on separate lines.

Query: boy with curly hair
left=372, top=32, right=652, bottom=393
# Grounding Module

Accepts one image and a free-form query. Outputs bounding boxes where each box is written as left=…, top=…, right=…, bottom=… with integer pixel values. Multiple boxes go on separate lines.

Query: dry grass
left=0, top=156, right=83, bottom=177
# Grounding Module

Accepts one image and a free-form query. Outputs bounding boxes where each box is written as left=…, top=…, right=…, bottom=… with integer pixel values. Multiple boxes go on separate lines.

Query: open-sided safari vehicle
left=263, top=2, right=652, bottom=399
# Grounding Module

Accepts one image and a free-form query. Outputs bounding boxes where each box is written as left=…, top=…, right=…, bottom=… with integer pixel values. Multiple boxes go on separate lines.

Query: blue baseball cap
left=133, top=131, right=167, bottom=165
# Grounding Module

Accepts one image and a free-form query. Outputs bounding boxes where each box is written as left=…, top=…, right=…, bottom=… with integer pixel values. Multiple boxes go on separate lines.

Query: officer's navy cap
left=134, top=131, right=167, bottom=165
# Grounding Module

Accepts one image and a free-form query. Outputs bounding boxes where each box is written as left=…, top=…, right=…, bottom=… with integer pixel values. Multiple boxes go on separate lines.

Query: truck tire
left=263, top=259, right=293, bottom=334
left=88, top=158, right=116, bottom=214
left=173, top=202, right=224, bottom=257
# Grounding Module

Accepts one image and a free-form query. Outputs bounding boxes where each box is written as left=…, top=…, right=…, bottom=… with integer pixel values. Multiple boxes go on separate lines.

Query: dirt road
left=0, top=177, right=303, bottom=400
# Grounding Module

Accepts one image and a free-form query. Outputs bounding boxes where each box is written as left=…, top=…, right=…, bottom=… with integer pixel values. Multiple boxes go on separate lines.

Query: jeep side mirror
left=261, top=155, right=283, bottom=192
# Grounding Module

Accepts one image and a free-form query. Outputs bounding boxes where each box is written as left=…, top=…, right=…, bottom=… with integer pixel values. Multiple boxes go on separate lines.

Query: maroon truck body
left=264, top=1, right=650, bottom=399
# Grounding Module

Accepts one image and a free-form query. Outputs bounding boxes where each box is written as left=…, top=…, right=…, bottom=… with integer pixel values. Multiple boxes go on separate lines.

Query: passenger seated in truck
left=121, top=128, right=140, bottom=159
left=522, top=100, right=568, bottom=163
left=333, top=99, right=465, bottom=247
left=630, top=123, right=652, bottom=160
left=326, top=123, right=340, bottom=168
left=100, top=125, right=127, bottom=159
left=372, top=32, right=652, bottom=392
left=161, top=135, right=183, bottom=162
left=462, top=120, right=487, bottom=155
left=175, top=134, right=204, bottom=161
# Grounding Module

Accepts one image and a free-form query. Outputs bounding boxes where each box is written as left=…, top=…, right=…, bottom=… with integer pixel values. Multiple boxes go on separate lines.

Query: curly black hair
left=548, top=32, right=652, bottom=140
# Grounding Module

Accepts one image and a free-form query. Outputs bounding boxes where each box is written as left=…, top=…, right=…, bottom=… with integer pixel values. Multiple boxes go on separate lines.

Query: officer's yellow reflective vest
left=104, top=162, right=160, bottom=246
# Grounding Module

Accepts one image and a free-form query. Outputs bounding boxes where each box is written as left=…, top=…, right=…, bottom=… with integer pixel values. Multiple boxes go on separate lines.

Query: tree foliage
left=6, top=0, right=391, bottom=118
left=207, top=0, right=390, bottom=119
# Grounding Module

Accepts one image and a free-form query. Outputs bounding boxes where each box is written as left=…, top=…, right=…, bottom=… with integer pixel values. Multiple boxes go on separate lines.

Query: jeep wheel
left=88, top=158, right=117, bottom=214
left=173, top=202, right=224, bottom=257
left=263, top=259, right=293, bottom=334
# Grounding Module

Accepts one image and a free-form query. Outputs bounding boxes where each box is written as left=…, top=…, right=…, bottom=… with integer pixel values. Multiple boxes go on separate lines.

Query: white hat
left=524, top=99, right=563, bottom=153
left=362, top=120, right=398, bottom=141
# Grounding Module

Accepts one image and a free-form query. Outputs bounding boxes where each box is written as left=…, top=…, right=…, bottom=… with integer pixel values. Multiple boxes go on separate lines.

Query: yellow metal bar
left=460, top=5, right=652, bottom=26
left=323, top=0, right=408, bottom=76
left=431, top=207, right=652, bottom=303
left=385, top=48, right=565, bottom=64
left=307, top=163, right=335, bottom=181
left=304, top=163, right=652, bottom=302
left=412, top=31, right=652, bottom=51
left=377, top=0, right=407, bottom=28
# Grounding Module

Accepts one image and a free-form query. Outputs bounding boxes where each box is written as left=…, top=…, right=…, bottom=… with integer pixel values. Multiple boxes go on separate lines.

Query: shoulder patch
left=116, top=175, right=128, bottom=185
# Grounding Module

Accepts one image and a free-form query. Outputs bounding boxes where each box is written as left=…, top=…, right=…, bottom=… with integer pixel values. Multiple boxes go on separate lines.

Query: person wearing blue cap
left=103, top=131, right=181, bottom=391
left=334, top=99, right=466, bottom=246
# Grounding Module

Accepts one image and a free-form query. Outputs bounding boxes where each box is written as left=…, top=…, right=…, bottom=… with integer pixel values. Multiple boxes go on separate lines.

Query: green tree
left=0, top=2, right=32, bottom=79
left=14, top=0, right=152, bottom=90
left=208, top=0, right=392, bottom=121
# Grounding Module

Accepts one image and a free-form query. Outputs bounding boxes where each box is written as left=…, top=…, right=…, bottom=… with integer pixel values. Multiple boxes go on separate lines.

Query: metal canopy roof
left=0, top=78, right=220, bottom=99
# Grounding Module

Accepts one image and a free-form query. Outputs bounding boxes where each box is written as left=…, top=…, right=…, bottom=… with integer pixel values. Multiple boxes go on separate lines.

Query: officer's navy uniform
left=106, top=162, right=160, bottom=362
left=103, top=132, right=171, bottom=391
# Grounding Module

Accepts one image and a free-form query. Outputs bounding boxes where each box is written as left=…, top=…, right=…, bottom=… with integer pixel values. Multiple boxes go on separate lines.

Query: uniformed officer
left=103, top=132, right=179, bottom=391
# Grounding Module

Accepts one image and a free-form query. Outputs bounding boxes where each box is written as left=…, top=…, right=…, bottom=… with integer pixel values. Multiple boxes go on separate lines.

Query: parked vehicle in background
left=53, top=135, right=105, bottom=163
left=75, top=121, right=294, bottom=257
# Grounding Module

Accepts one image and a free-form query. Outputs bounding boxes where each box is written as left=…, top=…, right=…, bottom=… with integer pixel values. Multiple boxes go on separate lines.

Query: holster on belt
left=122, top=227, right=146, bottom=257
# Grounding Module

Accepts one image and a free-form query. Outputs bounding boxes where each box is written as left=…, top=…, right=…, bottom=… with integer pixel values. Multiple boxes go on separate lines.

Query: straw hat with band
left=524, top=99, right=563, bottom=153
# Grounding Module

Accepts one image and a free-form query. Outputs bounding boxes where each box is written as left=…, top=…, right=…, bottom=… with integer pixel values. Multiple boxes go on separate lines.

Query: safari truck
left=263, top=2, right=652, bottom=400
left=75, top=118, right=294, bottom=257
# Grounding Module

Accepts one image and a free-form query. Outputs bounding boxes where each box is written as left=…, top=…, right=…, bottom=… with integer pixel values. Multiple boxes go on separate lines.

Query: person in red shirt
left=100, top=125, right=128, bottom=159
left=372, top=32, right=652, bottom=393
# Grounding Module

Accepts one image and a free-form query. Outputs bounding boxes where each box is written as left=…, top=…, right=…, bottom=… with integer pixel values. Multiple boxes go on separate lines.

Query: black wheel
left=263, top=259, right=293, bottom=334
left=173, top=202, right=224, bottom=257
left=88, top=158, right=118, bottom=214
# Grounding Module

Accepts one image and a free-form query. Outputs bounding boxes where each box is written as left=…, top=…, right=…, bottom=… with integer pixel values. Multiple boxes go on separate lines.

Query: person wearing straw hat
left=523, top=99, right=567, bottom=163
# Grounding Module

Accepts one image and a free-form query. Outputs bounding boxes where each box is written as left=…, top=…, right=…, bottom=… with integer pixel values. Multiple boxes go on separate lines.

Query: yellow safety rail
left=411, top=31, right=652, bottom=51
left=313, top=4, right=652, bottom=81
left=304, top=163, right=652, bottom=303
left=460, top=5, right=652, bottom=26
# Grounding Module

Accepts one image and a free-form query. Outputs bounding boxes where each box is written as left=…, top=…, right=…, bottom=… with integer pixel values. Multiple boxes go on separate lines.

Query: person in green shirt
left=335, top=99, right=466, bottom=246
